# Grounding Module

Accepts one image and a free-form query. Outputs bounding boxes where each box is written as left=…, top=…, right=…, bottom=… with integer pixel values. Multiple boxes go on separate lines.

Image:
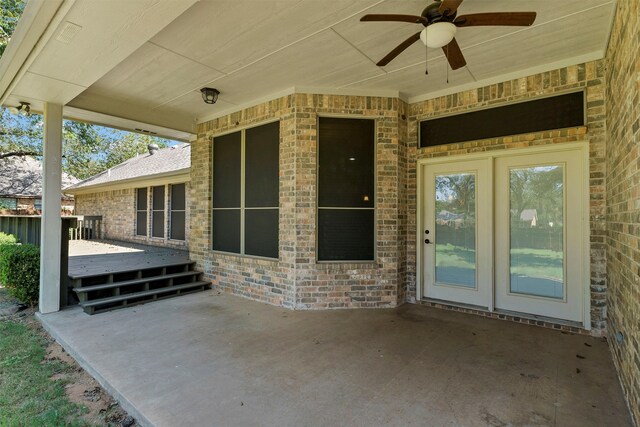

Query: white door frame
left=416, top=142, right=590, bottom=330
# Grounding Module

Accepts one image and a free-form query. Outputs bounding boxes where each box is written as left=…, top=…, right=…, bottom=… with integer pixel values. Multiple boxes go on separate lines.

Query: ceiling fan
left=360, top=0, right=536, bottom=72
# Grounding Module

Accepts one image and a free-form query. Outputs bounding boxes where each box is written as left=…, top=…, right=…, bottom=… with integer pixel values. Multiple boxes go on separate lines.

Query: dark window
left=136, top=188, right=147, bottom=236
left=420, top=91, right=585, bottom=148
left=318, top=117, right=375, bottom=261
left=170, top=183, right=186, bottom=241
left=212, top=122, right=279, bottom=258
left=152, top=186, right=165, bottom=238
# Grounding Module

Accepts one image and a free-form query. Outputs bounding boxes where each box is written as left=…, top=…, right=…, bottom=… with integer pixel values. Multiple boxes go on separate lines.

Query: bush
left=0, top=232, right=17, bottom=245
left=0, top=244, right=40, bottom=306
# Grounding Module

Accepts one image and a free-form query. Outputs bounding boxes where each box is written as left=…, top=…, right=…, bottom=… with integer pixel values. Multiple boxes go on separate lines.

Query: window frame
left=135, top=187, right=148, bottom=237
left=211, top=119, right=280, bottom=260
left=169, top=183, right=187, bottom=241
left=316, top=115, right=377, bottom=263
left=151, top=185, right=166, bottom=239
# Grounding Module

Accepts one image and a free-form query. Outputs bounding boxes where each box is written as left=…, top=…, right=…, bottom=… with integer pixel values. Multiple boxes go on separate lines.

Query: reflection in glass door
left=509, top=165, right=564, bottom=299
left=423, top=160, right=491, bottom=308
left=435, top=173, right=477, bottom=288
left=495, top=150, right=584, bottom=322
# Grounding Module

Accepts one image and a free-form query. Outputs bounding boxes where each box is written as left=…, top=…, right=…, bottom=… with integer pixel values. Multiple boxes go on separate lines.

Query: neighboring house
left=0, top=155, right=77, bottom=214
left=64, top=144, right=190, bottom=249
left=519, top=209, right=538, bottom=227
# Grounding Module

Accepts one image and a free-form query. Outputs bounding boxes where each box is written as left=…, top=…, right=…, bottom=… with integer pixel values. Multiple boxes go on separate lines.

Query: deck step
left=69, top=260, right=196, bottom=280
left=80, top=281, right=210, bottom=314
left=74, top=271, right=201, bottom=293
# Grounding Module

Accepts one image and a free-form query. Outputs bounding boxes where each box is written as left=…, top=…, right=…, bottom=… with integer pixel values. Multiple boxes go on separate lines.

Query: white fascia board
left=65, top=169, right=190, bottom=195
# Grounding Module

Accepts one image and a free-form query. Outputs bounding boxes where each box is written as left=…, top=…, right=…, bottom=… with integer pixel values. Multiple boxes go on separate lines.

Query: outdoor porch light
left=8, top=101, right=31, bottom=116
left=201, top=87, right=220, bottom=104
left=420, top=22, right=457, bottom=48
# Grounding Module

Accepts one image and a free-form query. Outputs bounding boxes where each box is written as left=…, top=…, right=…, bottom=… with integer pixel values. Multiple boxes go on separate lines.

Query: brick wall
left=406, top=60, right=608, bottom=334
left=193, top=96, right=297, bottom=307
left=605, top=0, right=640, bottom=422
left=75, top=182, right=190, bottom=249
left=193, top=94, right=405, bottom=308
left=293, top=94, right=404, bottom=309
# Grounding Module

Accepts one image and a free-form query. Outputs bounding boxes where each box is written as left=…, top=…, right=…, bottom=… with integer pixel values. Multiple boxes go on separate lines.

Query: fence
left=0, top=215, right=102, bottom=245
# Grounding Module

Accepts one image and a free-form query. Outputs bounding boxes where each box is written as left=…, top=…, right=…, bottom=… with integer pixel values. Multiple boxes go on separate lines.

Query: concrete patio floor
left=38, top=291, right=632, bottom=427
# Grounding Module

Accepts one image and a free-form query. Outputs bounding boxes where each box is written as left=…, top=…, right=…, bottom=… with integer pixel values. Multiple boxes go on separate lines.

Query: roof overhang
left=64, top=168, right=190, bottom=195
left=0, top=0, right=617, bottom=139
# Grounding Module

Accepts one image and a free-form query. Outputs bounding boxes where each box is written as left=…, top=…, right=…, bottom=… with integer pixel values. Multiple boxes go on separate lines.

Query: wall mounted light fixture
left=8, top=101, right=31, bottom=116
left=201, top=88, right=220, bottom=104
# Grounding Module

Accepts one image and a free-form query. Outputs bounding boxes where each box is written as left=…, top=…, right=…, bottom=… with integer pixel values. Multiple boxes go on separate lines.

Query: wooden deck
left=68, top=240, right=190, bottom=279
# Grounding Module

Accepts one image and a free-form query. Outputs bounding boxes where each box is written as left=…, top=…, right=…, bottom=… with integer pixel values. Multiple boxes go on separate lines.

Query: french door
left=421, top=146, right=586, bottom=323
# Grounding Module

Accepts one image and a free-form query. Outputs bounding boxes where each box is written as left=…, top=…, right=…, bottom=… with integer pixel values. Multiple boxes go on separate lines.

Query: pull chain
left=446, top=43, right=449, bottom=84
left=425, top=40, right=429, bottom=75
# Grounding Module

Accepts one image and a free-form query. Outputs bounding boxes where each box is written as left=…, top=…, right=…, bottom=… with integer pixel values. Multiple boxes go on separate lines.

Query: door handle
left=424, top=238, right=431, bottom=244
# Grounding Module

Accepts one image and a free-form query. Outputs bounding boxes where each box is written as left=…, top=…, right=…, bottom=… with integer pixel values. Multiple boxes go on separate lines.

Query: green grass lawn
left=0, top=320, right=95, bottom=426
left=436, top=243, right=563, bottom=280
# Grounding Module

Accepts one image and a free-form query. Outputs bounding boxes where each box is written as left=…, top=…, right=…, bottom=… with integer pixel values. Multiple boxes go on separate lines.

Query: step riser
left=85, top=284, right=208, bottom=315
left=72, top=260, right=209, bottom=315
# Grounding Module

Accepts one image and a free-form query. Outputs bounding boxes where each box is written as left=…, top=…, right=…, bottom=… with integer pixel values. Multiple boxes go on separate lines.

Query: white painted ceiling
left=5, top=0, right=616, bottom=138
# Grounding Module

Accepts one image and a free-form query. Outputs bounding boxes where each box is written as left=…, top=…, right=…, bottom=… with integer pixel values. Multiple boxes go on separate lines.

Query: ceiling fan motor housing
left=422, top=2, right=457, bottom=26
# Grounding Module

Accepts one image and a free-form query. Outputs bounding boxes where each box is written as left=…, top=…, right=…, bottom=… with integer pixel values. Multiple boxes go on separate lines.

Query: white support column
left=39, top=103, right=63, bottom=314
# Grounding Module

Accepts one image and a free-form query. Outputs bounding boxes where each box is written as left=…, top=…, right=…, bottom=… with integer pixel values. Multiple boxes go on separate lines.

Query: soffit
left=7, top=0, right=616, bottom=132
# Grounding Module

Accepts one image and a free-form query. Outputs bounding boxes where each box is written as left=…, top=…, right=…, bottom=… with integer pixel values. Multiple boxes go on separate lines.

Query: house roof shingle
left=0, top=155, right=78, bottom=199
left=65, top=143, right=191, bottom=191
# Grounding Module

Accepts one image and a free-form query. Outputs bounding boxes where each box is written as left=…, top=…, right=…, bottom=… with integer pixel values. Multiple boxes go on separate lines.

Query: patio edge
left=36, top=310, right=154, bottom=427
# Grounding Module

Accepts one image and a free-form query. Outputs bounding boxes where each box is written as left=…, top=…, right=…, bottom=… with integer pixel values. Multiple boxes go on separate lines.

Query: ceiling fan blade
left=438, top=0, right=464, bottom=16
left=360, top=14, right=427, bottom=24
left=442, top=37, right=466, bottom=70
left=376, top=31, right=422, bottom=67
left=454, top=12, right=537, bottom=27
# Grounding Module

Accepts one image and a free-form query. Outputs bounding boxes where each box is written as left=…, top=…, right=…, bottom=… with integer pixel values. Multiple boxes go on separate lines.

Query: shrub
left=0, top=232, right=17, bottom=245
left=0, top=244, right=40, bottom=306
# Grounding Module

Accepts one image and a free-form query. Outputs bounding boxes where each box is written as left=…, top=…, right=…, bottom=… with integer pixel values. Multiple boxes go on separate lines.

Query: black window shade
left=212, top=209, right=241, bottom=253
left=318, top=117, right=375, bottom=261
left=213, top=131, right=241, bottom=208
left=245, top=121, right=279, bottom=208
left=244, top=209, right=279, bottom=258
left=318, top=117, right=375, bottom=208
left=420, top=91, right=585, bottom=148
left=318, top=209, right=375, bottom=261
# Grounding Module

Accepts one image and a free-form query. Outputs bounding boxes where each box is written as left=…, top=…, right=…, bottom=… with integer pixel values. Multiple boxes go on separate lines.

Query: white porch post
left=39, top=103, right=63, bottom=314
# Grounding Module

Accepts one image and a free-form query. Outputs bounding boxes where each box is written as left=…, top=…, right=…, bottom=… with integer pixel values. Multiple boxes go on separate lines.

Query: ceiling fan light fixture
left=420, top=22, right=457, bottom=48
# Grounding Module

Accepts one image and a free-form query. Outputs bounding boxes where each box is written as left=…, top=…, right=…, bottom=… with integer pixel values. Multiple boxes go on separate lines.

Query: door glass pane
left=509, top=166, right=564, bottom=299
left=435, top=173, right=476, bottom=288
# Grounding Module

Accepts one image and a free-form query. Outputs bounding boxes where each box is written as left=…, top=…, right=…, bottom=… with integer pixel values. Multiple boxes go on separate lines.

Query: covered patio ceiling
left=0, top=0, right=616, bottom=141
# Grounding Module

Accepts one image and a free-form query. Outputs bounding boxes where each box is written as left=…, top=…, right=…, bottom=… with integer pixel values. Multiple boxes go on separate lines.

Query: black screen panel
left=318, top=209, right=374, bottom=261
left=152, top=186, right=164, bottom=210
left=136, top=212, right=147, bottom=236
left=245, top=122, right=279, bottom=207
left=136, top=188, right=147, bottom=210
left=244, top=209, right=278, bottom=258
left=318, top=118, right=375, bottom=208
left=170, top=211, right=185, bottom=241
left=213, top=132, right=241, bottom=208
left=171, top=184, right=186, bottom=210
left=420, top=91, right=585, bottom=148
left=152, top=211, right=164, bottom=238
left=212, top=209, right=241, bottom=253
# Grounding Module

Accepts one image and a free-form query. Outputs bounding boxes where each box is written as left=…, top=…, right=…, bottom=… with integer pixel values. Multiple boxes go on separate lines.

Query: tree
left=1, top=109, right=171, bottom=180
left=0, top=0, right=25, bottom=57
